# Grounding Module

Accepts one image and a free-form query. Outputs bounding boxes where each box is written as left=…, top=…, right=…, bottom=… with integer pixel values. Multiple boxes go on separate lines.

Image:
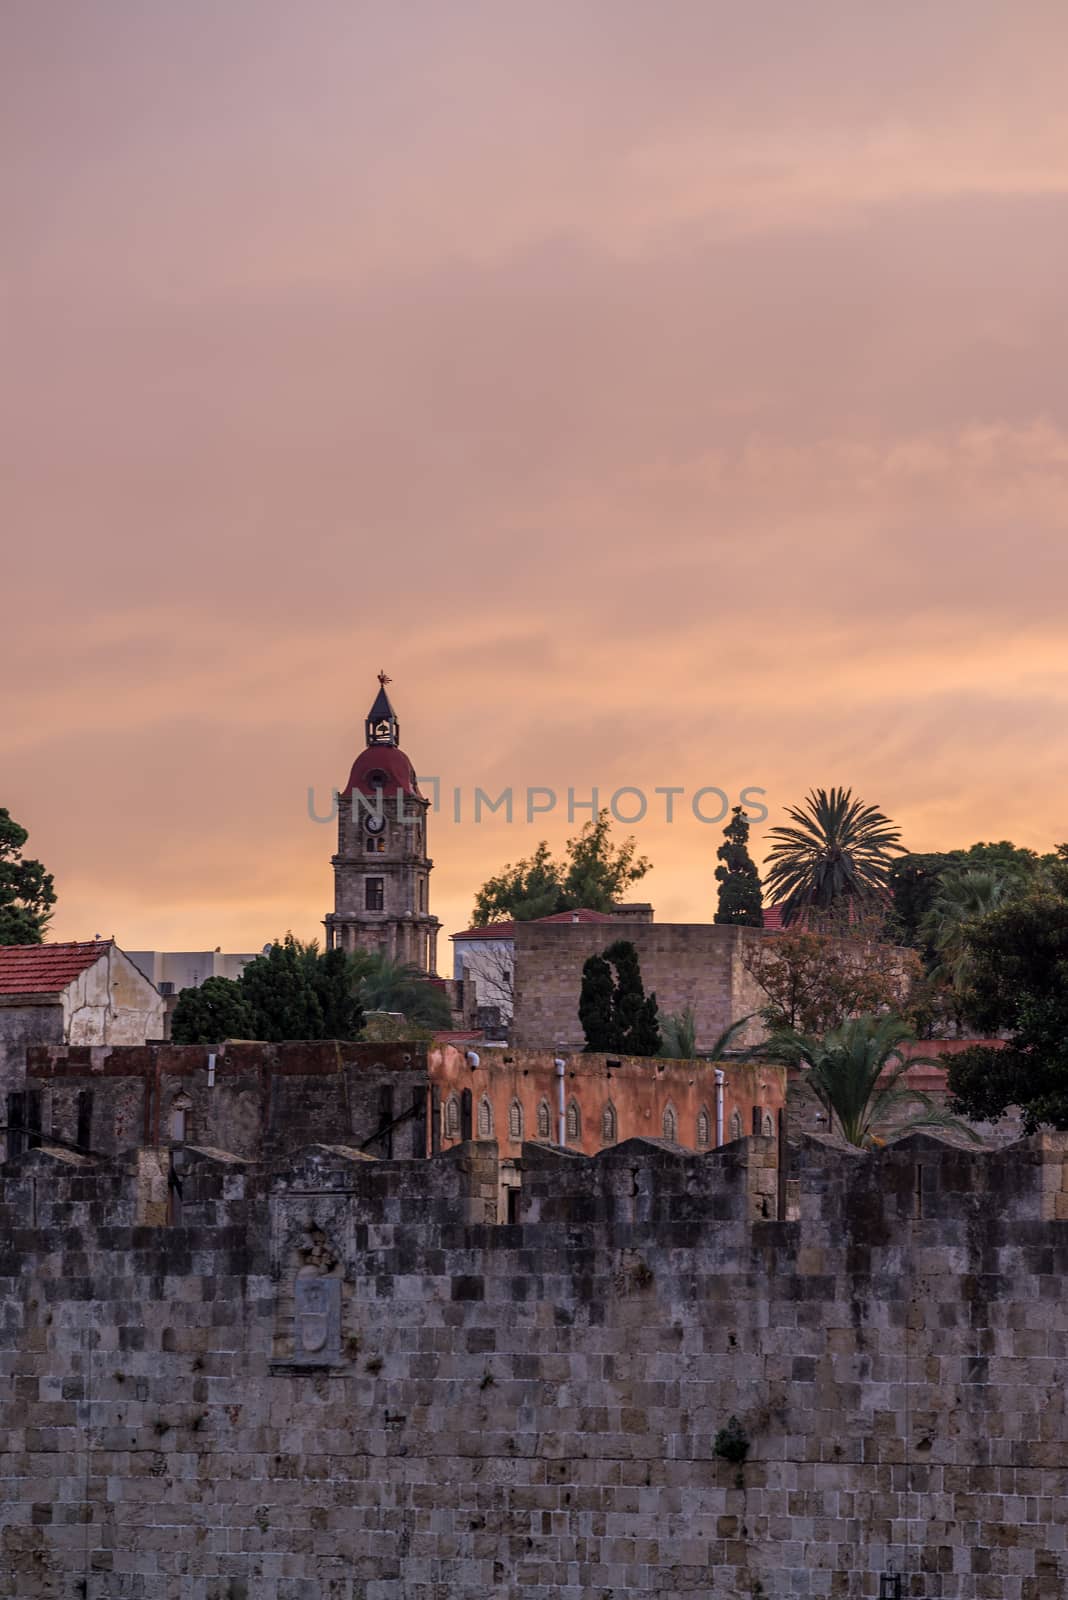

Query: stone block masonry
left=1, top=1129, right=1067, bottom=1597
left=511, top=920, right=773, bottom=1053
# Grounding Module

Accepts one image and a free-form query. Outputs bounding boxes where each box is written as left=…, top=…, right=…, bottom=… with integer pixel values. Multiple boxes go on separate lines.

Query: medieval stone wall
left=26, top=1040, right=431, bottom=1162
left=2, top=1130, right=1067, bottom=1598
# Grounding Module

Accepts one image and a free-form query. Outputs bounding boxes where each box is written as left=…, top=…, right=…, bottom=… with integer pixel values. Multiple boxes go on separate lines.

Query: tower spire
left=366, top=673, right=399, bottom=747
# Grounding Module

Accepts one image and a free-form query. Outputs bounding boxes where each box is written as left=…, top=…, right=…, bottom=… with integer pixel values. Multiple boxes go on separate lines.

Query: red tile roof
left=451, top=922, right=518, bottom=942
left=536, top=909, right=617, bottom=925
left=0, top=940, right=112, bottom=997
left=452, top=908, right=617, bottom=942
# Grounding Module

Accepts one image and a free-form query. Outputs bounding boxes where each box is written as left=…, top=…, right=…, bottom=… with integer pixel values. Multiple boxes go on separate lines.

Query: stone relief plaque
left=293, top=1272, right=341, bottom=1364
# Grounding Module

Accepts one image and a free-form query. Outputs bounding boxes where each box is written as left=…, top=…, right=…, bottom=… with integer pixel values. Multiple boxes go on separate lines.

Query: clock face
left=365, top=813, right=386, bottom=834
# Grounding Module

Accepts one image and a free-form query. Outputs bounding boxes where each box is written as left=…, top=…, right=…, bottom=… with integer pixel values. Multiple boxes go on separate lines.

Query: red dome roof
left=340, top=744, right=422, bottom=802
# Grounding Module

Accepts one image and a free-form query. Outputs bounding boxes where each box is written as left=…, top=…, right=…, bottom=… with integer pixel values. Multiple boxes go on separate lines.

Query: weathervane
left=378, top=669, right=392, bottom=687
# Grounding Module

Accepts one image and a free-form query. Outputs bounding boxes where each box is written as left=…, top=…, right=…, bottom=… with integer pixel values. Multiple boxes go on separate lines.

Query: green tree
left=307, top=944, right=365, bottom=1039
left=578, top=939, right=661, bottom=1056
left=238, top=935, right=326, bottom=1041
left=743, top=915, right=923, bottom=1035
left=714, top=806, right=764, bottom=927
left=0, top=809, right=56, bottom=945
left=560, top=811, right=650, bottom=913
left=357, top=955, right=453, bottom=1030
left=472, top=810, right=650, bottom=925
left=919, top=867, right=1011, bottom=998
left=171, top=976, right=255, bottom=1044
left=947, top=849, right=1068, bottom=1130
left=886, top=851, right=960, bottom=950
left=763, top=787, right=902, bottom=928
left=658, top=1009, right=756, bottom=1061
left=472, top=841, right=565, bottom=924
left=578, top=953, right=616, bottom=1051
left=766, top=1014, right=978, bottom=1148
left=887, top=841, right=1048, bottom=951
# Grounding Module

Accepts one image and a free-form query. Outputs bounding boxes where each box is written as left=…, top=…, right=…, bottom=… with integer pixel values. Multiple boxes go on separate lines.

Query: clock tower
left=324, top=675, right=440, bottom=973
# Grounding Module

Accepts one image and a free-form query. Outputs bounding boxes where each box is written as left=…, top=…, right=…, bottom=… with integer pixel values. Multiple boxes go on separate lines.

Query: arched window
left=508, top=1099, right=523, bottom=1141
left=662, top=1104, right=678, bottom=1144
left=729, top=1109, right=743, bottom=1141
left=696, top=1106, right=711, bottom=1148
left=565, top=1099, right=581, bottom=1142
left=536, top=1099, right=552, bottom=1140
left=763, top=1112, right=775, bottom=1138
left=477, top=1096, right=493, bottom=1139
left=445, top=1095, right=461, bottom=1139
left=601, top=1102, right=617, bottom=1146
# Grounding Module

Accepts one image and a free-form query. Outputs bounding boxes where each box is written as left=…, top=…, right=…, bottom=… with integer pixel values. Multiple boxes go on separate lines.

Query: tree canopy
left=0, top=809, right=56, bottom=945
left=763, top=787, right=901, bottom=927
left=887, top=840, right=1051, bottom=950
left=472, top=809, right=650, bottom=925
left=171, top=935, right=365, bottom=1044
left=947, top=848, right=1068, bottom=1130
left=170, top=976, right=255, bottom=1045
left=355, top=955, right=453, bottom=1029
left=743, top=915, right=922, bottom=1035
left=765, top=1013, right=977, bottom=1149
left=579, top=938, right=661, bottom=1056
left=714, top=805, right=764, bottom=927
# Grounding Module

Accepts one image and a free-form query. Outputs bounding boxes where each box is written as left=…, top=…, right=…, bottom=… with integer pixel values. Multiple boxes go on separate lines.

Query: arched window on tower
left=729, top=1109, right=743, bottom=1141
left=477, top=1096, right=493, bottom=1139
left=662, top=1104, right=678, bottom=1144
left=763, top=1112, right=775, bottom=1138
left=536, top=1099, right=552, bottom=1141
left=696, top=1106, right=711, bottom=1148
left=601, top=1102, right=617, bottom=1146
left=445, top=1095, right=461, bottom=1140
left=565, top=1099, right=581, bottom=1143
left=508, top=1099, right=523, bottom=1141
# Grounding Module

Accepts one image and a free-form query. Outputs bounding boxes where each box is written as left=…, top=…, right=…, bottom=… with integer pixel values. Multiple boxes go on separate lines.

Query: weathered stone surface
left=1, top=1132, right=1066, bottom=1598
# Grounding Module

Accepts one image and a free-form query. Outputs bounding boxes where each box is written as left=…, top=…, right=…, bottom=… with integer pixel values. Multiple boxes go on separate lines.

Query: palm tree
left=765, top=1013, right=979, bottom=1148
left=356, top=955, right=453, bottom=1029
left=919, top=867, right=1010, bottom=995
left=763, top=786, right=902, bottom=927
left=658, top=1010, right=757, bottom=1061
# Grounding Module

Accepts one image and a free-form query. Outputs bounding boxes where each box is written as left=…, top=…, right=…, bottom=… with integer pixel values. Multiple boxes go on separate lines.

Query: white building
left=0, top=940, right=165, bottom=1104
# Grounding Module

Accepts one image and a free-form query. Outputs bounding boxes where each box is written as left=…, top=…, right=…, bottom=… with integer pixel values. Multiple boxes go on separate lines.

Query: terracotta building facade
left=433, top=1045, right=785, bottom=1163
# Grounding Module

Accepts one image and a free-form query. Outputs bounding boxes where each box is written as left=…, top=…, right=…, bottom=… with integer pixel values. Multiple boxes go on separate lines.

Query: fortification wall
left=1, top=1133, right=1067, bottom=1598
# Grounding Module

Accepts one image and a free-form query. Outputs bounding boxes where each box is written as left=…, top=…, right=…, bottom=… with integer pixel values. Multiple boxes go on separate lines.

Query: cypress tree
left=579, top=940, right=662, bottom=1057
left=579, top=954, right=616, bottom=1052
left=714, top=805, right=764, bottom=927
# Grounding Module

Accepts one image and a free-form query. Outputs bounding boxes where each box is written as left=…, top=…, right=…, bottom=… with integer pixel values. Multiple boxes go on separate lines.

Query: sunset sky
left=4, top=2, right=1067, bottom=959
